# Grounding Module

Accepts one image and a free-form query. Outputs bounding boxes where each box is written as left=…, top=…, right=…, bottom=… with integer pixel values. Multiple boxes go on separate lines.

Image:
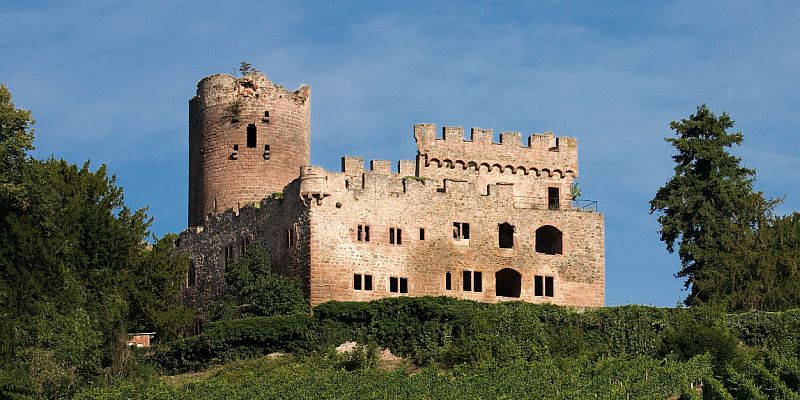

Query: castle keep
left=179, top=71, right=605, bottom=315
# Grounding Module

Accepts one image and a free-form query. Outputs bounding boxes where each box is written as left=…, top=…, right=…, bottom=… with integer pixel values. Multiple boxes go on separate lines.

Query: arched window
left=445, top=271, right=452, bottom=290
left=187, top=260, right=197, bottom=288
left=535, top=225, right=563, bottom=255
left=495, top=268, right=521, bottom=298
left=498, top=222, right=514, bottom=248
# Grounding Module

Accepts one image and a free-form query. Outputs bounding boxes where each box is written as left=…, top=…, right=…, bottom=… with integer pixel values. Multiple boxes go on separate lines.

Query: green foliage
left=127, top=234, right=193, bottom=342
left=0, top=84, right=192, bottom=398
left=649, top=105, right=800, bottom=311
left=570, top=181, right=581, bottom=199
left=402, top=175, right=430, bottom=183
left=150, top=314, right=316, bottom=374
left=209, top=243, right=307, bottom=321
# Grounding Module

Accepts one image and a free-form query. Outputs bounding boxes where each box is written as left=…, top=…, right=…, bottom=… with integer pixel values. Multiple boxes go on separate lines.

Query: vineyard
left=79, top=297, right=800, bottom=399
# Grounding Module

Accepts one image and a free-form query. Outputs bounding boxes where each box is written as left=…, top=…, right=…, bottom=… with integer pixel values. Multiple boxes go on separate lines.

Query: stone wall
left=304, top=165, right=604, bottom=307
left=188, top=73, right=311, bottom=227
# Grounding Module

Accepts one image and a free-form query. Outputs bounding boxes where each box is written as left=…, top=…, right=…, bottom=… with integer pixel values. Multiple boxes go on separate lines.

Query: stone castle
left=178, top=71, right=605, bottom=322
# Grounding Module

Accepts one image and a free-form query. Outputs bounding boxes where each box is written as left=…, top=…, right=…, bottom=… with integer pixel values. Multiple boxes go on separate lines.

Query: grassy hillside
left=78, top=297, right=800, bottom=399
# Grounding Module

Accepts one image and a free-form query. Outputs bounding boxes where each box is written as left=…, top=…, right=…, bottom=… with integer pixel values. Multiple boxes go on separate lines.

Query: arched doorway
left=495, top=268, right=522, bottom=298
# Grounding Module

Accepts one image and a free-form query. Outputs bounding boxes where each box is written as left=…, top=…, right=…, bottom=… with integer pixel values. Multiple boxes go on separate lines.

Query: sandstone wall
left=188, top=73, right=311, bottom=227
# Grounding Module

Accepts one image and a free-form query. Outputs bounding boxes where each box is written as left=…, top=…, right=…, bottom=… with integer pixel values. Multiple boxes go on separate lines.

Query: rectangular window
left=419, top=228, right=425, bottom=240
left=399, top=277, right=408, bottom=293
left=287, top=229, right=296, bottom=247
left=548, top=187, right=560, bottom=210
left=354, top=274, right=373, bottom=291
left=390, top=276, right=399, bottom=293
left=263, top=144, right=270, bottom=160
left=247, top=124, right=257, bottom=148
left=357, top=224, right=370, bottom=242
left=445, top=271, right=451, bottom=290
left=535, top=275, right=554, bottom=297
left=462, top=270, right=481, bottom=292
left=453, top=222, right=470, bottom=241
left=224, top=244, right=234, bottom=268
left=389, top=227, right=402, bottom=245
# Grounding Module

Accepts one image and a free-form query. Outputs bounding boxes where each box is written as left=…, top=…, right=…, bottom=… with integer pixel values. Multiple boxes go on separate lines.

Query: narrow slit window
left=263, top=144, right=270, bottom=160
left=247, top=124, right=257, bottom=148
left=419, top=228, right=425, bottom=241
left=187, top=260, right=196, bottom=288
left=474, top=271, right=482, bottom=292
left=445, top=271, right=451, bottom=290
left=389, top=228, right=395, bottom=245
left=364, top=274, right=373, bottom=291
left=545, top=276, right=554, bottom=297
left=463, top=270, right=472, bottom=291
left=399, top=277, right=408, bottom=293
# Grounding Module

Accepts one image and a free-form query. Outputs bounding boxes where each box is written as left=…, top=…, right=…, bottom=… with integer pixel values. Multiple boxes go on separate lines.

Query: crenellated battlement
left=414, top=124, right=578, bottom=178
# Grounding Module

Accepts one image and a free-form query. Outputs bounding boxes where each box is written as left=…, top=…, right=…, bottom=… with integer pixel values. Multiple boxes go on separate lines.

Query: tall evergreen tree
left=650, top=105, right=775, bottom=307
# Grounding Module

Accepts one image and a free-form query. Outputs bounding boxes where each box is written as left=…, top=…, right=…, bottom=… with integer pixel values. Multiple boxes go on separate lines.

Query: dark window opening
left=499, top=222, right=514, bottom=248
left=354, top=274, right=362, bottom=290
left=390, top=276, right=398, bottom=293
left=445, top=271, right=451, bottom=290
left=187, top=260, right=196, bottom=288
left=224, top=244, right=234, bottom=268
left=453, top=222, right=470, bottom=240
left=263, top=111, right=270, bottom=123
left=462, top=270, right=481, bottom=292
left=399, top=278, right=408, bottom=293
left=231, top=144, right=239, bottom=160
left=495, top=268, right=522, bottom=297
left=193, top=320, right=204, bottom=335
left=419, top=228, right=425, bottom=240
left=389, top=227, right=402, bottom=245
left=535, top=275, right=554, bottom=297
left=364, top=274, right=373, bottom=291
left=548, top=187, right=560, bottom=210
left=247, top=124, right=257, bottom=148
left=263, top=145, right=270, bottom=160
left=535, top=225, right=563, bottom=255
left=357, top=224, right=370, bottom=242
left=288, top=228, right=296, bottom=247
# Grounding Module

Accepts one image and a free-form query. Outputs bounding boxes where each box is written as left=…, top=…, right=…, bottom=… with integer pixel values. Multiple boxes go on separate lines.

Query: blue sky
left=2, top=1, right=799, bottom=306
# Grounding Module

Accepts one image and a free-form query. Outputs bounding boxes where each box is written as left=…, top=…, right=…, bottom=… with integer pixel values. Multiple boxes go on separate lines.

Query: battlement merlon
left=192, top=73, right=311, bottom=109
left=414, top=124, right=578, bottom=177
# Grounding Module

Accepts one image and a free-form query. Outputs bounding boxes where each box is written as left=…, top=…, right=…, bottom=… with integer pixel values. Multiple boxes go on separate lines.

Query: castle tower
left=188, top=72, right=311, bottom=227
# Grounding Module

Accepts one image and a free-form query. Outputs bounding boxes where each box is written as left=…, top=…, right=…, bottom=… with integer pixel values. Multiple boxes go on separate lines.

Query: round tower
left=188, top=72, right=311, bottom=227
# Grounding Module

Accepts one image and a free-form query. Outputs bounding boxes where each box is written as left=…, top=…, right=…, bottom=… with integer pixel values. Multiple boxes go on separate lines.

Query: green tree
left=0, top=84, right=35, bottom=213
left=649, top=105, right=775, bottom=307
left=127, top=234, right=193, bottom=342
left=208, top=244, right=307, bottom=320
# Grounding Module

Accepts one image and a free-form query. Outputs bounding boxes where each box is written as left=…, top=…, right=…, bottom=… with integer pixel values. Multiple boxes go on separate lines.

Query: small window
left=534, top=275, right=554, bottom=297
left=264, top=111, right=270, bottom=117
left=263, top=145, right=271, bottom=160
left=499, top=222, right=514, bottom=249
left=445, top=271, right=451, bottom=290
left=357, top=224, right=370, bottom=242
left=548, top=187, right=560, bottom=210
left=224, top=244, right=234, bottom=268
left=419, top=228, right=425, bottom=241
left=353, top=274, right=372, bottom=291
left=288, top=228, right=296, bottom=247
left=247, top=124, right=257, bottom=148
left=390, top=276, right=407, bottom=293
left=187, top=260, right=196, bottom=288
left=462, top=270, right=481, bottom=292
left=389, top=227, right=402, bottom=245
left=453, top=222, right=470, bottom=241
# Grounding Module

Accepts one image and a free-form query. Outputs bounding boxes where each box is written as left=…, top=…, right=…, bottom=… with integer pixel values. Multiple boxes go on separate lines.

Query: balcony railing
left=512, top=196, right=598, bottom=212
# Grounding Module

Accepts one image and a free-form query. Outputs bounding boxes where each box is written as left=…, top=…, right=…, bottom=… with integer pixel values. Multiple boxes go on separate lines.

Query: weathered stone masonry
left=179, top=71, right=605, bottom=318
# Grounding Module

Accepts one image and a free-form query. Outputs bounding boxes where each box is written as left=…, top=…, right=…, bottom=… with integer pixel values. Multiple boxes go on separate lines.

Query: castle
left=178, top=71, right=605, bottom=321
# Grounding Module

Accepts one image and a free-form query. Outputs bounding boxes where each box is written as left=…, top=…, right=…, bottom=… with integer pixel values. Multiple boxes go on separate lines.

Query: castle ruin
left=179, top=71, right=605, bottom=319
